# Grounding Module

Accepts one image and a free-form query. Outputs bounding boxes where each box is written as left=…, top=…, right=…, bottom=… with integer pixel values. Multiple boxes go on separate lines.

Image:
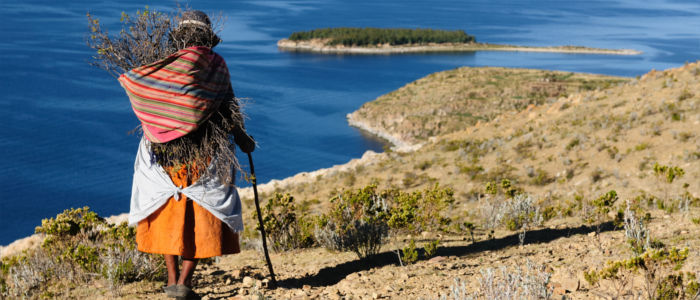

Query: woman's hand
left=235, top=133, right=255, bottom=153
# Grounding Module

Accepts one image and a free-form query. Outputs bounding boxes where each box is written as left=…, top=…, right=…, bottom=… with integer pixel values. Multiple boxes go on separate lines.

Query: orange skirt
left=136, top=164, right=240, bottom=259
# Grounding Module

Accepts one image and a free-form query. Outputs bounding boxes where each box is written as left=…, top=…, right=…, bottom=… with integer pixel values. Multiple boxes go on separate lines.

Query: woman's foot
left=174, top=284, right=200, bottom=300
left=163, top=285, right=179, bottom=298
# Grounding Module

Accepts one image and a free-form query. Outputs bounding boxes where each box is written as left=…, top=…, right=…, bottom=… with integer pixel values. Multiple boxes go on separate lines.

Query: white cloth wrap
left=128, top=137, right=244, bottom=232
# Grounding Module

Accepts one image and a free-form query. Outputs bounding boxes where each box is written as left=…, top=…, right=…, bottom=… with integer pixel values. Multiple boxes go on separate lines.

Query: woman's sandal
left=163, top=285, right=179, bottom=298
left=174, top=284, right=199, bottom=300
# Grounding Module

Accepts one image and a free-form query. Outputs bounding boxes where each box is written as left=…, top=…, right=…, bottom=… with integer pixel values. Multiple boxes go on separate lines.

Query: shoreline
left=236, top=147, right=386, bottom=201
left=277, top=39, right=642, bottom=55
left=1, top=119, right=403, bottom=258
left=346, top=111, right=421, bottom=152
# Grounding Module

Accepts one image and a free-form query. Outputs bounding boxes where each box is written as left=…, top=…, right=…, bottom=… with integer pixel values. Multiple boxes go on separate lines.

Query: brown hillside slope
left=4, top=63, right=698, bottom=299
left=194, top=63, right=699, bottom=299
left=278, top=63, right=697, bottom=211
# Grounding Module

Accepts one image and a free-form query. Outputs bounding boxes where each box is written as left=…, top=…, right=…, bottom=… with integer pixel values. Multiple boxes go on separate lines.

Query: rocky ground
left=65, top=207, right=698, bottom=299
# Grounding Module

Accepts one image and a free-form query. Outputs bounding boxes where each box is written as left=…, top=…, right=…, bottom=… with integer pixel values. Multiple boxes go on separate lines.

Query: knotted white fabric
left=128, top=137, right=244, bottom=232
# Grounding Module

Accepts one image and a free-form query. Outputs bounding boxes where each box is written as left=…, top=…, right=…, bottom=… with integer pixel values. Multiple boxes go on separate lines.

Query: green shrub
left=634, top=143, right=650, bottom=151
left=315, top=185, right=389, bottom=259
left=458, top=163, right=484, bottom=180
left=424, top=240, right=440, bottom=258
left=311, top=183, right=455, bottom=259
left=401, top=240, right=419, bottom=265
left=653, top=163, right=685, bottom=184
left=439, top=139, right=486, bottom=158
left=254, top=193, right=315, bottom=251
left=462, top=222, right=476, bottom=242
left=565, top=138, right=580, bottom=151
left=1, top=207, right=165, bottom=298
left=501, top=194, right=543, bottom=232
left=678, top=89, right=693, bottom=101
left=416, top=160, right=432, bottom=171
left=592, top=190, right=618, bottom=216
left=531, top=168, right=554, bottom=186
left=484, top=179, right=519, bottom=198
left=541, top=205, right=558, bottom=221
left=35, top=207, right=106, bottom=274
left=385, top=184, right=454, bottom=233
left=35, top=207, right=104, bottom=237
left=586, top=248, right=698, bottom=299
left=99, top=222, right=165, bottom=288
left=583, top=190, right=620, bottom=232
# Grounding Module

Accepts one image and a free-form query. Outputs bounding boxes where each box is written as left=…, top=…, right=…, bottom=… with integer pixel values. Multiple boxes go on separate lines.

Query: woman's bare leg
left=178, top=257, right=199, bottom=287
left=164, top=254, right=179, bottom=286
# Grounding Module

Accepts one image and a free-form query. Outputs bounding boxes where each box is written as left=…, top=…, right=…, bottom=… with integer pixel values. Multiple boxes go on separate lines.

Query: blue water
left=1, top=0, right=699, bottom=245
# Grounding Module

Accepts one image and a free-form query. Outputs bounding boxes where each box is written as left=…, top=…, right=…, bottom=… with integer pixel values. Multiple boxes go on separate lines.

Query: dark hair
left=170, top=10, right=221, bottom=49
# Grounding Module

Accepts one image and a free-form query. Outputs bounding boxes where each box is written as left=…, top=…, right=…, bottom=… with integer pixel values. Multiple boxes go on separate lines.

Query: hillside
left=348, top=67, right=627, bottom=147
left=260, top=64, right=698, bottom=206
left=2, top=63, right=699, bottom=299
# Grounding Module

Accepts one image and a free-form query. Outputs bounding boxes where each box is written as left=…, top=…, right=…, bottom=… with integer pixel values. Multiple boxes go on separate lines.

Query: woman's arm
left=227, top=84, right=256, bottom=153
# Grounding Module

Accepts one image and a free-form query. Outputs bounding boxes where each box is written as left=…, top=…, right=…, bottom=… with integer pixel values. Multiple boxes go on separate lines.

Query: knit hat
left=173, top=10, right=221, bottom=48
left=178, top=10, right=213, bottom=31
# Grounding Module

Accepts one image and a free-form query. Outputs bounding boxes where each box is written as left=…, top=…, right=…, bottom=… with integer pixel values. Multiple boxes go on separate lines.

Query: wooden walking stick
left=247, top=152, right=278, bottom=288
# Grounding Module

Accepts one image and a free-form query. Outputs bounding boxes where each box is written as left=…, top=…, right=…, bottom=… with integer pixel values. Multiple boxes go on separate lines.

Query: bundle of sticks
left=87, top=8, right=245, bottom=183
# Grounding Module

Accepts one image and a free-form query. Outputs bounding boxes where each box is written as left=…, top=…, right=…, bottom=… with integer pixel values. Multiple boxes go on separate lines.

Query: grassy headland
left=278, top=27, right=642, bottom=55
left=290, top=64, right=698, bottom=211
left=348, top=67, right=628, bottom=147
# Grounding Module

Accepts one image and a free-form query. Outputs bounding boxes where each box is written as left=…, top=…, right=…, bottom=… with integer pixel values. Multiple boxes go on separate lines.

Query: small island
left=278, top=27, right=642, bottom=55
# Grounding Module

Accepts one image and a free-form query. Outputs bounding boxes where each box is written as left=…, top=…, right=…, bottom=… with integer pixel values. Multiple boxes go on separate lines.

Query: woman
left=119, top=10, right=254, bottom=299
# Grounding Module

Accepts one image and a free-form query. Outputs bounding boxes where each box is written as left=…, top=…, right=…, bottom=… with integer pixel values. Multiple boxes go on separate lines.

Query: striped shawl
left=119, top=46, right=232, bottom=143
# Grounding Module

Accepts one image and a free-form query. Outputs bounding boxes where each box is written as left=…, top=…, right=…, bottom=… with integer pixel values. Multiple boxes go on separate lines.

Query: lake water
left=1, top=0, right=699, bottom=245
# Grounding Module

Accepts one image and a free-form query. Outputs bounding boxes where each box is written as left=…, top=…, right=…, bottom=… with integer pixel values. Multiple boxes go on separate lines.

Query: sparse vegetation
left=653, top=163, right=685, bottom=184
left=400, top=239, right=419, bottom=265
left=623, top=200, right=651, bottom=255
left=478, top=180, right=543, bottom=245
left=254, top=193, right=315, bottom=251
left=315, top=185, right=390, bottom=259
left=424, top=240, right=440, bottom=259
left=1, top=207, right=164, bottom=298
left=584, top=190, right=620, bottom=234
left=248, top=181, right=456, bottom=263
left=585, top=248, right=699, bottom=300
left=476, top=260, right=553, bottom=299
left=350, top=67, right=628, bottom=144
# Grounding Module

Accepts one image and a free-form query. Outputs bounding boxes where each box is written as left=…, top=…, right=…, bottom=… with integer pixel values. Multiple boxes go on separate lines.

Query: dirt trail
left=108, top=209, right=699, bottom=300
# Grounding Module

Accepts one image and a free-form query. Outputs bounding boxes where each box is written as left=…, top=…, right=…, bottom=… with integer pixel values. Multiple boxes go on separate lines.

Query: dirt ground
left=103, top=207, right=699, bottom=300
